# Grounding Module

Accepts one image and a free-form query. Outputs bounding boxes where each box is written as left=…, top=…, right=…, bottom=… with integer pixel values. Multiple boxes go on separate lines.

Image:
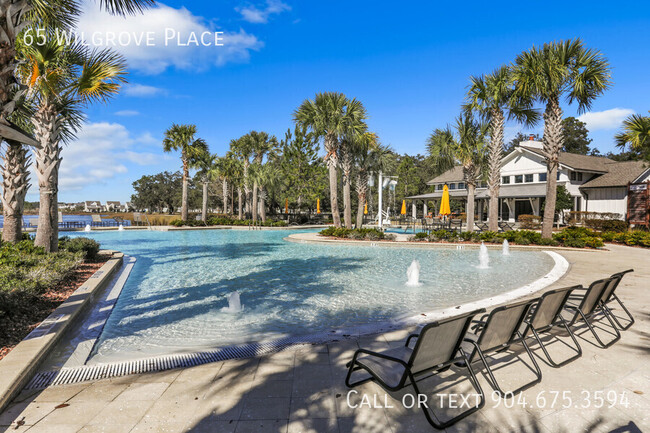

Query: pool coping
left=20, top=243, right=570, bottom=390
left=285, top=231, right=605, bottom=252
left=0, top=251, right=123, bottom=412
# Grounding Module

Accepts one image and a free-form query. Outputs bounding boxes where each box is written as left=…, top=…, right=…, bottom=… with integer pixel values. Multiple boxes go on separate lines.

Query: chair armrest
left=351, top=348, right=409, bottom=368
left=405, top=334, right=419, bottom=347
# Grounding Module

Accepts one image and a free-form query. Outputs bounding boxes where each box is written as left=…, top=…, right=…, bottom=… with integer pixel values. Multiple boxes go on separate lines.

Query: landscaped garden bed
left=0, top=236, right=105, bottom=360
left=170, top=216, right=288, bottom=227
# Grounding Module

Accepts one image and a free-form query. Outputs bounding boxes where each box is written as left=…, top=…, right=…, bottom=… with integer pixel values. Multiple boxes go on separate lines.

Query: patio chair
left=498, top=221, right=514, bottom=232
left=459, top=299, right=542, bottom=397
left=565, top=277, right=621, bottom=348
left=523, top=286, right=583, bottom=367
left=449, top=219, right=463, bottom=233
left=476, top=223, right=489, bottom=232
left=569, top=270, right=635, bottom=330
left=345, top=309, right=487, bottom=429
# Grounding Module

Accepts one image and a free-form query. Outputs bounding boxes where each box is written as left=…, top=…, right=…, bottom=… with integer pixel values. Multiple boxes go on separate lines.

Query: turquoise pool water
left=70, top=229, right=554, bottom=362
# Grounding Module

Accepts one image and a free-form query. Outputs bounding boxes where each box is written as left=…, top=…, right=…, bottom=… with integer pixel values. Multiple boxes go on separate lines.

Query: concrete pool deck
left=0, top=244, right=648, bottom=432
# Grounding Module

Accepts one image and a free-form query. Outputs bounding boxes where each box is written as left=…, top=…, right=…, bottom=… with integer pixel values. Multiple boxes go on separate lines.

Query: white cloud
left=76, top=2, right=263, bottom=74
left=54, top=122, right=160, bottom=192
left=237, top=0, right=291, bottom=23
left=578, top=108, right=635, bottom=131
left=123, top=84, right=165, bottom=97
left=115, top=109, right=140, bottom=116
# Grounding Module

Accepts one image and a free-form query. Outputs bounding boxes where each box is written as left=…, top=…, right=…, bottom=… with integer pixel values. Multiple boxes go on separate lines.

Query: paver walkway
left=1, top=244, right=648, bottom=432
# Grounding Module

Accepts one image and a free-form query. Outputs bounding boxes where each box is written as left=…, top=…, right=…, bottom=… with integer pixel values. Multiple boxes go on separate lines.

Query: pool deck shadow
left=1, top=244, right=649, bottom=432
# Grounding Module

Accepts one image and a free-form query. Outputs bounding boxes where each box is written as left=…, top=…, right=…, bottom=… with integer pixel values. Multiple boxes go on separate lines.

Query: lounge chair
left=345, top=309, right=487, bottom=429
left=565, top=277, right=621, bottom=348
left=459, top=299, right=542, bottom=397
left=523, top=286, right=583, bottom=367
left=570, top=270, right=635, bottom=330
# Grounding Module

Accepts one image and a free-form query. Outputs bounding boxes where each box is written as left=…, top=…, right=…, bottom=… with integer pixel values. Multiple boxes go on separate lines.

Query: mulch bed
left=0, top=255, right=109, bottom=361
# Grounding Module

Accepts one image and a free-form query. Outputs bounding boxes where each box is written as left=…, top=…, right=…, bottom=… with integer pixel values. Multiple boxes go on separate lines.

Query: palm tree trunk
left=1, top=140, right=30, bottom=243
left=355, top=172, right=367, bottom=228
left=237, top=187, right=243, bottom=219
left=466, top=183, right=476, bottom=232
left=487, top=108, right=504, bottom=231
left=541, top=97, right=563, bottom=238
left=181, top=156, right=189, bottom=221
left=259, top=188, right=266, bottom=223
left=243, top=162, right=250, bottom=217
left=325, top=134, right=341, bottom=227
left=201, top=179, right=208, bottom=222
left=252, top=181, right=258, bottom=222
left=222, top=178, right=228, bottom=214
left=33, top=106, right=61, bottom=252
left=341, top=146, right=352, bottom=229
left=230, top=185, right=235, bottom=217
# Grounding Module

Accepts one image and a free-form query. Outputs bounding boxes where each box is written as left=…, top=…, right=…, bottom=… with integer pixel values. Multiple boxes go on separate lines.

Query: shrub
left=518, top=214, right=541, bottom=229
left=384, top=233, right=397, bottom=241
left=537, top=238, right=559, bottom=246
left=320, top=227, right=336, bottom=236
left=59, top=237, right=100, bottom=260
left=585, top=218, right=628, bottom=233
left=348, top=230, right=366, bottom=240
left=479, top=231, right=498, bottom=242
left=365, top=230, right=384, bottom=241
left=584, top=236, right=604, bottom=249
left=564, top=238, right=586, bottom=248
left=413, top=232, right=428, bottom=241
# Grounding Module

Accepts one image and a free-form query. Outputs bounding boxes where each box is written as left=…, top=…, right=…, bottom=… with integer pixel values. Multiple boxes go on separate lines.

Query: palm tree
left=248, top=131, right=278, bottom=222
left=427, top=114, right=488, bottom=232
left=1, top=0, right=153, bottom=142
left=354, top=133, right=388, bottom=228
left=230, top=135, right=255, bottom=217
left=193, top=152, right=216, bottom=223
left=340, top=133, right=368, bottom=229
left=17, top=39, right=127, bottom=252
left=212, top=155, right=231, bottom=215
left=294, top=92, right=368, bottom=227
left=512, top=39, right=611, bottom=238
left=1, top=139, right=31, bottom=242
left=615, top=113, right=650, bottom=154
left=162, top=124, right=209, bottom=221
left=465, top=65, right=538, bottom=232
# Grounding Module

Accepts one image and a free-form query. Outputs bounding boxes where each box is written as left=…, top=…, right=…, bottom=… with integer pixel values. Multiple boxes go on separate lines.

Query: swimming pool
left=69, top=229, right=555, bottom=362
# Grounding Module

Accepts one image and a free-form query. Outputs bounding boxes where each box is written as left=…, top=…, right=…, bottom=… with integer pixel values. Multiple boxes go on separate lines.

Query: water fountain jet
left=477, top=242, right=490, bottom=269
left=84, top=224, right=91, bottom=232
left=221, top=291, right=244, bottom=313
left=502, top=239, right=510, bottom=255
left=118, top=224, right=124, bottom=231
left=405, top=259, right=422, bottom=287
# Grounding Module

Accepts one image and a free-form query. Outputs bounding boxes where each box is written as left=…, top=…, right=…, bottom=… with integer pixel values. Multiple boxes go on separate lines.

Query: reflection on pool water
left=69, top=229, right=555, bottom=362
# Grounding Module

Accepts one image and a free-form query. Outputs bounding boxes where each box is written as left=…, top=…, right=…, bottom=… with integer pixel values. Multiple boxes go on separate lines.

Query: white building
left=408, top=139, right=650, bottom=223
left=84, top=201, right=103, bottom=213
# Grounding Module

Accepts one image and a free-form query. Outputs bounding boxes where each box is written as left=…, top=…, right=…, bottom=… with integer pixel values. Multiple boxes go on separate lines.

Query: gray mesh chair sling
left=565, top=277, right=621, bottom=348
left=345, top=309, right=486, bottom=429
left=523, top=286, right=582, bottom=367
left=571, top=270, right=635, bottom=330
left=460, top=299, right=542, bottom=397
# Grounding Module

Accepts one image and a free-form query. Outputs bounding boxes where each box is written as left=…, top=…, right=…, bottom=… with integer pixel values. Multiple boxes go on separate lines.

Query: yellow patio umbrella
left=316, top=198, right=321, bottom=214
left=364, top=202, right=368, bottom=215
left=439, top=184, right=451, bottom=216
left=400, top=200, right=406, bottom=215
left=285, top=198, right=289, bottom=214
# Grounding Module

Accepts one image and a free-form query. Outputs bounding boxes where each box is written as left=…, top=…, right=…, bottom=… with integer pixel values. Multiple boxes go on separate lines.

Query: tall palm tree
left=1, top=138, right=30, bottom=242
left=339, top=132, right=369, bottom=229
left=354, top=132, right=388, bottom=228
left=17, top=38, right=127, bottom=252
left=427, top=114, right=488, bottom=232
left=162, top=124, right=209, bottom=221
left=615, top=113, right=650, bottom=154
left=294, top=92, right=367, bottom=227
left=512, top=39, right=611, bottom=238
left=1, top=0, right=153, bottom=140
left=465, top=65, right=538, bottom=231
left=212, top=154, right=233, bottom=215
left=230, top=135, right=255, bottom=217
left=247, top=131, right=278, bottom=222
left=193, top=152, right=215, bottom=223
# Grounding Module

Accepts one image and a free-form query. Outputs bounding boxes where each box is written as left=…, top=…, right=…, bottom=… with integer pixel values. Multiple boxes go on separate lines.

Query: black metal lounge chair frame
left=566, top=277, right=621, bottom=348
left=345, top=309, right=486, bottom=430
left=524, top=286, right=583, bottom=367
left=463, top=299, right=542, bottom=397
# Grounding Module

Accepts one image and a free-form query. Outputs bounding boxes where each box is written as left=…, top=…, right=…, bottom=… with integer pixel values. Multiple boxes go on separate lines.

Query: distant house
left=408, top=139, right=650, bottom=223
left=84, top=201, right=103, bottom=213
left=105, top=201, right=125, bottom=212
left=125, top=202, right=134, bottom=212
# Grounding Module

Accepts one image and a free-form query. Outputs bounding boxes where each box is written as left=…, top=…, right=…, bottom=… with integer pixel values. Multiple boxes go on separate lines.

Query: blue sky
left=37, top=0, right=650, bottom=203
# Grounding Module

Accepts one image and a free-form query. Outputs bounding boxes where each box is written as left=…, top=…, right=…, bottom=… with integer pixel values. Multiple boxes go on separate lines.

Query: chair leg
left=576, top=307, right=621, bottom=348
left=608, top=295, right=635, bottom=330
left=530, top=317, right=582, bottom=368
left=408, top=355, right=485, bottom=430
left=345, top=352, right=375, bottom=388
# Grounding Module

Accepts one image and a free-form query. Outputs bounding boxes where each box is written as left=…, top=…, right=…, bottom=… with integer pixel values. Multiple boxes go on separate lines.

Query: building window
left=514, top=175, right=523, bottom=184
left=570, top=171, right=576, bottom=181
left=539, top=173, right=547, bottom=182
left=449, top=183, right=456, bottom=190
left=436, top=184, right=443, bottom=191
left=577, top=172, right=583, bottom=181
left=502, top=176, right=510, bottom=184
left=525, top=174, right=534, bottom=183
left=458, top=182, right=465, bottom=189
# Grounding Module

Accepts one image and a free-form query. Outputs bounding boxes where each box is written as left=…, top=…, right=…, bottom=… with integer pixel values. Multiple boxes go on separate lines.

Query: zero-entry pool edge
left=24, top=250, right=568, bottom=390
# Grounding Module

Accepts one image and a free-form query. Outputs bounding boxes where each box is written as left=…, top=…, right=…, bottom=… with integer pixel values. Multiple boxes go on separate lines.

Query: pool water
left=70, top=229, right=554, bottom=362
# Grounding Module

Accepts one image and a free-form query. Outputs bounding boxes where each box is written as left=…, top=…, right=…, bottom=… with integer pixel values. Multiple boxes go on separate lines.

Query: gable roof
left=425, top=166, right=465, bottom=185
left=520, top=146, right=614, bottom=173
left=580, top=161, right=650, bottom=189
